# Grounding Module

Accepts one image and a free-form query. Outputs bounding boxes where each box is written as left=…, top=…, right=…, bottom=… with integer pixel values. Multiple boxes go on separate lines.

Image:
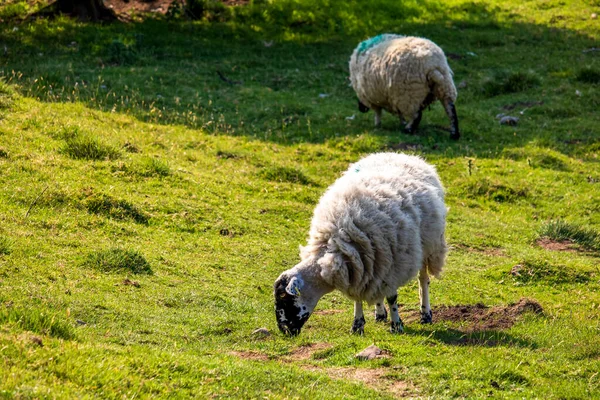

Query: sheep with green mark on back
left=349, top=34, right=460, bottom=140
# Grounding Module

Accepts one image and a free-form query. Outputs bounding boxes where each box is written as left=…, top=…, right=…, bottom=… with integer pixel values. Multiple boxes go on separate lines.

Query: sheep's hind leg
left=443, top=99, right=460, bottom=140
left=373, top=107, right=382, bottom=128
left=419, top=266, right=433, bottom=324
left=404, top=110, right=423, bottom=135
left=351, top=300, right=366, bottom=335
left=386, top=294, right=404, bottom=334
left=374, top=300, right=388, bottom=322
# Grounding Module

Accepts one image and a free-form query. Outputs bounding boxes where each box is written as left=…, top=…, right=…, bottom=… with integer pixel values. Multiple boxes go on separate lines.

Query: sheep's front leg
left=374, top=300, right=388, bottom=322
left=351, top=301, right=366, bottom=335
left=373, top=107, right=382, bottom=127
left=443, top=100, right=460, bottom=140
left=386, top=294, right=404, bottom=334
left=419, top=267, right=433, bottom=324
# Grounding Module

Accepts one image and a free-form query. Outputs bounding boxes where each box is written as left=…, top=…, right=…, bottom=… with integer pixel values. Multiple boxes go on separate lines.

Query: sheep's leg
left=374, top=300, right=388, bottom=322
left=443, top=99, right=460, bottom=140
left=358, top=100, right=370, bottom=113
left=351, top=300, right=365, bottom=335
left=386, top=294, right=404, bottom=334
left=373, top=107, right=382, bottom=127
left=419, top=266, right=433, bottom=324
left=404, top=110, right=423, bottom=135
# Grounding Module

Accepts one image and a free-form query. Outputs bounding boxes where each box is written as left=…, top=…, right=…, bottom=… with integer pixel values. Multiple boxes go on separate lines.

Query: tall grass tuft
left=539, top=220, right=600, bottom=252
left=61, top=135, right=121, bottom=161
left=259, top=166, right=313, bottom=185
left=84, top=248, right=153, bottom=275
left=82, top=193, right=149, bottom=224
left=130, top=157, right=171, bottom=177
left=0, top=307, right=74, bottom=339
left=0, top=235, right=13, bottom=255
left=576, top=67, right=600, bottom=84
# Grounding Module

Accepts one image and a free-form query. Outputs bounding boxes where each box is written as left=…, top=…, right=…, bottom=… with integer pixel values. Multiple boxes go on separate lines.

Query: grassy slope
left=1, top=0, right=600, bottom=398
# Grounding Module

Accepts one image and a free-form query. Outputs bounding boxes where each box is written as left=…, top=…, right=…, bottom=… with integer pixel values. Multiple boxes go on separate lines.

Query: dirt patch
left=104, top=0, right=177, bottom=16
left=230, top=342, right=332, bottom=363
left=403, top=298, right=543, bottom=332
left=303, top=365, right=418, bottom=397
left=536, top=238, right=581, bottom=252
left=231, top=343, right=416, bottom=396
left=104, top=0, right=250, bottom=17
left=453, top=243, right=506, bottom=257
left=229, top=350, right=270, bottom=362
left=284, top=342, right=333, bottom=361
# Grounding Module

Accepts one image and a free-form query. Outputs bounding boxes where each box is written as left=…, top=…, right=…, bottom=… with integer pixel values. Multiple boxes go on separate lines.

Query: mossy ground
left=1, top=0, right=599, bottom=398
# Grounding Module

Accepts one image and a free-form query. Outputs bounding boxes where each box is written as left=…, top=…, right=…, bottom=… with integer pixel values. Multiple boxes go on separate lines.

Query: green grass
left=1, top=0, right=600, bottom=398
left=539, top=220, right=600, bottom=252
left=83, top=248, right=153, bottom=274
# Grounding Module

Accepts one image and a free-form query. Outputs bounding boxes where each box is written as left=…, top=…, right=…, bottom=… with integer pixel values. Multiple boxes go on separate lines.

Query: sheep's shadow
left=404, top=325, right=536, bottom=348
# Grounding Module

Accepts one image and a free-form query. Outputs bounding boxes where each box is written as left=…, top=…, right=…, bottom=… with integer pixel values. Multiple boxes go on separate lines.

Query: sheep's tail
left=427, top=69, right=457, bottom=103
left=425, top=240, right=447, bottom=279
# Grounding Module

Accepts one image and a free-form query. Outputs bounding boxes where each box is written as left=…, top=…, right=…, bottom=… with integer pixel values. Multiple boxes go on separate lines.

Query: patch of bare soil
left=303, top=365, right=418, bottom=397
left=229, top=350, right=270, bottom=361
left=103, top=0, right=249, bottom=17
left=403, top=298, right=543, bottom=332
left=284, top=342, right=333, bottom=361
left=104, top=0, right=177, bottom=16
left=452, top=243, right=506, bottom=257
left=231, top=342, right=416, bottom=396
left=536, top=238, right=581, bottom=252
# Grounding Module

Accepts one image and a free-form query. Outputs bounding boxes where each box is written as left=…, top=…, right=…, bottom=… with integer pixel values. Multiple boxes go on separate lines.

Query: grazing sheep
left=274, top=152, right=448, bottom=335
left=349, top=34, right=460, bottom=140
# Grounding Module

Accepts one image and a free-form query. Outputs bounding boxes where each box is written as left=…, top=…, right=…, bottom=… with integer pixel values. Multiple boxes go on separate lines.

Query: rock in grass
left=499, top=116, right=519, bottom=126
left=252, top=327, right=271, bottom=338
left=356, top=344, right=389, bottom=361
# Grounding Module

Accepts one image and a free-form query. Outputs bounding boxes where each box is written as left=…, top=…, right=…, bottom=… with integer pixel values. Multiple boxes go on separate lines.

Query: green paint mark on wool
left=357, top=34, right=389, bottom=54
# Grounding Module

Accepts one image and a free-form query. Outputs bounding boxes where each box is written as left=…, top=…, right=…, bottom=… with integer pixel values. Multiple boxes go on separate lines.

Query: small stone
left=591, top=13, right=597, bottom=19
left=30, top=336, right=43, bottom=346
left=499, top=116, right=519, bottom=126
left=355, top=344, right=389, bottom=360
left=252, top=327, right=270, bottom=337
left=575, top=90, right=582, bottom=97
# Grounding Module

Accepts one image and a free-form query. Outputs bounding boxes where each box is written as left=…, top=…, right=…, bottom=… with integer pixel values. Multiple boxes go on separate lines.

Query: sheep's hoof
left=404, top=126, right=416, bottom=135
left=351, top=317, right=365, bottom=335
left=450, top=131, right=460, bottom=140
left=390, top=321, right=404, bottom=334
left=420, top=310, right=433, bottom=324
left=375, top=311, right=388, bottom=323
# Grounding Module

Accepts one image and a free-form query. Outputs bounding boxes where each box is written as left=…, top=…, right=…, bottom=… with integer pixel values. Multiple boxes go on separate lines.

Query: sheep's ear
left=285, top=276, right=303, bottom=296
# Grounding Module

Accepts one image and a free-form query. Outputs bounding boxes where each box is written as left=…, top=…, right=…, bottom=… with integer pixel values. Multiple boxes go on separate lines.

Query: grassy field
left=1, top=0, right=600, bottom=398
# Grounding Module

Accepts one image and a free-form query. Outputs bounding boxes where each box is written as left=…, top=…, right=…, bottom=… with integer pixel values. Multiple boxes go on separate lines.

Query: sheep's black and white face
left=274, top=274, right=311, bottom=336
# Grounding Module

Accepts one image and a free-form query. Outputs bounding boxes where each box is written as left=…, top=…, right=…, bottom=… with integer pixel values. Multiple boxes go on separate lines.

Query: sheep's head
left=273, top=274, right=312, bottom=336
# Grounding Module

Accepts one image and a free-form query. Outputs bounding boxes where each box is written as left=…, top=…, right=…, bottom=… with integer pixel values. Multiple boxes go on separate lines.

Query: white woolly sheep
left=274, top=152, right=448, bottom=335
left=349, top=34, right=460, bottom=140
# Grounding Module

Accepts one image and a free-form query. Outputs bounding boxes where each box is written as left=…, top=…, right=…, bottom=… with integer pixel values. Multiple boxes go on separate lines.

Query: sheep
left=349, top=34, right=460, bottom=140
left=274, top=152, right=448, bottom=335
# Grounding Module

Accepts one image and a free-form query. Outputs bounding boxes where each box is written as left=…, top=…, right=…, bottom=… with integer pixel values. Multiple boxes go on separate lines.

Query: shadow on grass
left=0, top=0, right=598, bottom=156
left=406, top=326, right=536, bottom=348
